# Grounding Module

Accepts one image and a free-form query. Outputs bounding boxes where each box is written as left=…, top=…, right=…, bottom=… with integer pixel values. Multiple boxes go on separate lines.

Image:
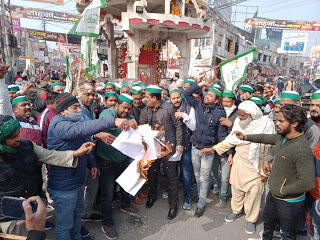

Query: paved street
left=45, top=187, right=309, bottom=240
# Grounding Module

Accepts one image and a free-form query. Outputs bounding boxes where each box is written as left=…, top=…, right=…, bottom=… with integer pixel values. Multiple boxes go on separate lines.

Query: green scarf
left=0, top=118, right=21, bottom=153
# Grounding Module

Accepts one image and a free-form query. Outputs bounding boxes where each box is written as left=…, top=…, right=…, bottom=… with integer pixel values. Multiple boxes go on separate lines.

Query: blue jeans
left=212, top=154, right=230, bottom=199
left=98, top=159, right=131, bottom=227
left=191, top=146, right=214, bottom=208
left=48, top=185, right=84, bottom=240
left=181, top=149, right=194, bottom=204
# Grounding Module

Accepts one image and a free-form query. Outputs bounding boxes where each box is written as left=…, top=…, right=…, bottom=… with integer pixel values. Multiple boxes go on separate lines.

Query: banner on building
left=27, top=0, right=64, bottom=5
left=277, top=32, right=308, bottom=54
left=12, top=18, right=21, bottom=33
left=10, top=5, right=79, bottom=23
left=244, top=18, right=320, bottom=31
left=220, top=48, right=256, bottom=91
left=21, top=28, right=67, bottom=43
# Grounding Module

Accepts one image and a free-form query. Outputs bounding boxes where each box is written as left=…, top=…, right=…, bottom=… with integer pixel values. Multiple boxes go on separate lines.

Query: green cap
left=140, top=82, right=147, bottom=87
left=281, top=91, right=300, bottom=101
left=209, top=87, right=222, bottom=97
left=114, top=83, right=122, bottom=91
left=12, top=96, right=28, bottom=106
left=50, top=82, right=61, bottom=89
left=121, top=84, right=130, bottom=89
left=7, top=85, right=19, bottom=92
left=276, top=99, right=280, bottom=105
left=250, top=97, right=262, bottom=105
left=169, top=88, right=181, bottom=95
left=146, top=85, right=162, bottom=94
left=311, top=90, right=320, bottom=100
left=185, top=79, right=195, bottom=85
left=222, top=90, right=235, bottom=98
left=106, top=82, right=116, bottom=88
left=132, top=82, right=141, bottom=87
left=239, top=85, right=253, bottom=93
left=92, top=101, right=97, bottom=107
left=130, top=86, right=143, bottom=95
left=105, top=91, right=118, bottom=98
left=118, top=93, right=133, bottom=104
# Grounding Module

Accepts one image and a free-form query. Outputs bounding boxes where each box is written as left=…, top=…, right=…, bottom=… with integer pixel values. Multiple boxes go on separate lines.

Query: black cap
left=56, top=93, right=78, bottom=113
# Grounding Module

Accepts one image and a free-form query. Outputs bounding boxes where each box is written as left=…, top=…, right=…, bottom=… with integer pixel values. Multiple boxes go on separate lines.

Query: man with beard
left=12, top=96, right=42, bottom=146
left=211, top=100, right=275, bottom=234
left=139, top=85, right=183, bottom=220
left=234, top=105, right=315, bottom=240
left=310, top=90, right=320, bottom=127
left=95, top=94, right=138, bottom=240
left=183, top=81, right=229, bottom=217
left=50, top=82, right=64, bottom=94
left=104, top=92, right=118, bottom=109
left=130, top=86, right=145, bottom=122
left=212, top=90, right=238, bottom=208
left=280, top=91, right=320, bottom=151
left=169, top=88, right=194, bottom=210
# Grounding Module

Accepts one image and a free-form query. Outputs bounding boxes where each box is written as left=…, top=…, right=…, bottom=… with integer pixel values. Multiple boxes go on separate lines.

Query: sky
left=11, top=0, right=320, bottom=56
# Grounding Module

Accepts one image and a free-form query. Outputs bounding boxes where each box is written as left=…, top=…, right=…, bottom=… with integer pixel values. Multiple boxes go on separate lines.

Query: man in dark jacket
left=0, top=114, right=94, bottom=237
left=169, top=88, right=194, bottom=210
left=47, top=93, right=129, bottom=240
left=234, top=105, right=315, bottom=240
left=183, top=81, right=230, bottom=217
left=95, top=94, right=138, bottom=240
left=139, top=85, right=183, bottom=220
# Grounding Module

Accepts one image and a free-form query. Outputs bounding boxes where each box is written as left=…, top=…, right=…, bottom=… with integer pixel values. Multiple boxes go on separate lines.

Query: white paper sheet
left=111, top=128, right=145, bottom=160
left=168, top=151, right=182, bottom=161
left=116, top=160, right=146, bottom=196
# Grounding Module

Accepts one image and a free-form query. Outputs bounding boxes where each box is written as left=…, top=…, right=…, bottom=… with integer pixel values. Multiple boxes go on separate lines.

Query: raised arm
left=244, top=133, right=279, bottom=145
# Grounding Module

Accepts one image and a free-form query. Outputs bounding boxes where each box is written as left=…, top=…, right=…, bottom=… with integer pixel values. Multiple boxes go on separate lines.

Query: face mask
left=66, top=111, right=82, bottom=122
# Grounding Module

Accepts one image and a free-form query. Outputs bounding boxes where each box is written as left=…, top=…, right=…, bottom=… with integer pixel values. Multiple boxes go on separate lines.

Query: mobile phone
left=1, top=196, right=38, bottom=220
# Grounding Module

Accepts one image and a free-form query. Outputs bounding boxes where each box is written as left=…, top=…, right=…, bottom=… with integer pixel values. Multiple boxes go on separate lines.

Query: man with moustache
left=12, top=96, right=42, bottom=146
left=310, top=90, right=320, bottom=128
left=104, top=92, right=118, bottom=109
left=130, top=86, right=145, bottom=122
left=234, top=105, right=315, bottom=240
left=169, top=88, right=194, bottom=210
left=211, top=100, right=275, bottom=234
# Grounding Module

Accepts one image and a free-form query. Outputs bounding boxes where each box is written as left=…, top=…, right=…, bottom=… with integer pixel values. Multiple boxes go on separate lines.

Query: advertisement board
left=277, top=32, right=308, bottom=54
left=21, top=28, right=67, bottom=43
left=311, top=46, right=320, bottom=61
left=244, top=18, right=320, bottom=31
left=11, top=5, right=79, bottom=23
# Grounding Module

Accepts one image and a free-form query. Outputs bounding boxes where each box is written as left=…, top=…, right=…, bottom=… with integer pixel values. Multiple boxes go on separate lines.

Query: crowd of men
left=0, top=64, right=319, bottom=240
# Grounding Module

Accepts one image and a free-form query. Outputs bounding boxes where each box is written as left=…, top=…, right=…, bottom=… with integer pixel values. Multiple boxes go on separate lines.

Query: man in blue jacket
left=183, top=80, right=231, bottom=217
left=47, top=93, right=130, bottom=240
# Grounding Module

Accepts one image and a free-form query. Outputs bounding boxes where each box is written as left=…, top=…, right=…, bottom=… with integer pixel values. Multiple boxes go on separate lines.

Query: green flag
left=64, top=56, right=72, bottom=93
left=69, top=0, right=107, bottom=37
left=220, top=48, right=256, bottom=91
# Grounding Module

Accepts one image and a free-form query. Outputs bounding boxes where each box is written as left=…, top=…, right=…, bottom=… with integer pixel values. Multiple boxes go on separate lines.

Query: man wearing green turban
left=0, top=114, right=95, bottom=238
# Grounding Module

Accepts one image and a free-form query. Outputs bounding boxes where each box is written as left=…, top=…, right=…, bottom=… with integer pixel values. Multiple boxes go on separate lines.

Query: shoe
left=194, top=207, right=205, bottom=217
left=101, top=225, right=118, bottom=240
left=245, top=222, right=256, bottom=235
left=140, top=192, right=148, bottom=198
left=225, top=212, right=242, bottom=223
left=81, top=213, right=102, bottom=222
left=44, top=221, right=54, bottom=231
left=182, top=202, right=192, bottom=210
left=167, top=207, right=177, bottom=220
left=80, top=226, right=90, bottom=238
left=133, top=197, right=143, bottom=204
left=273, top=230, right=281, bottom=238
left=120, top=206, right=139, bottom=216
left=146, top=198, right=156, bottom=208
left=215, top=198, right=227, bottom=208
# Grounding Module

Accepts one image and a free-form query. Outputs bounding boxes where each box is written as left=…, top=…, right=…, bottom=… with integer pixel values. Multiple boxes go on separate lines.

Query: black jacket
left=178, top=100, right=192, bottom=151
left=183, top=84, right=229, bottom=150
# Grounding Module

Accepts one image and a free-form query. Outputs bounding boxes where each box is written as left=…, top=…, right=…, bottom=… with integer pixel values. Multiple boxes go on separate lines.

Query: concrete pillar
left=165, top=0, right=171, bottom=14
